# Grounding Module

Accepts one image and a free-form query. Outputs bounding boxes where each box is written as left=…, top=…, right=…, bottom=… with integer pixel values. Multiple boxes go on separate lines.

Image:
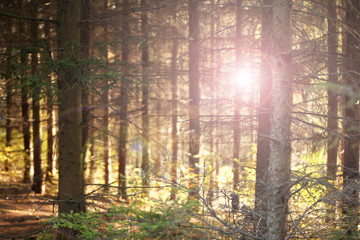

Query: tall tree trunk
left=208, top=0, right=215, bottom=197
left=5, top=13, right=13, bottom=172
left=31, top=0, right=42, bottom=194
left=57, top=0, right=84, bottom=217
left=266, top=0, right=292, bottom=239
left=188, top=0, right=201, bottom=198
left=5, top=51, right=12, bottom=172
left=45, top=97, right=54, bottom=183
left=32, top=97, right=42, bottom=193
left=20, top=50, right=31, bottom=183
left=81, top=0, right=90, bottom=179
left=87, top=134, right=96, bottom=183
left=141, top=0, right=150, bottom=192
left=214, top=14, right=221, bottom=191
left=118, top=0, right=129, bottom=199
left=254, top=0, right=273, bottom=234
left=327, top=0, right=338, bottom=178
left=232, top=0, right=242, bottom=211
left=103, top=0, right=110, bottom=190
left=44, top=12, right=54, bottom=184
left=342, top=0, right=360, bottom=235
left=170, top=25, right=178, bottom=201
left=155, top=100, right=161, bottom=175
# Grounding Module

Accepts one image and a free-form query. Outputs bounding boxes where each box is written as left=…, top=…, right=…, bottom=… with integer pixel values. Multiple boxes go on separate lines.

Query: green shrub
left=42, top=199, right=200, bottom=239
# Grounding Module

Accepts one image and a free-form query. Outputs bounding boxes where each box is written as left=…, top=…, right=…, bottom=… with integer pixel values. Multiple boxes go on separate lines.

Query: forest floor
left=0, top=176, right=56, bottom=239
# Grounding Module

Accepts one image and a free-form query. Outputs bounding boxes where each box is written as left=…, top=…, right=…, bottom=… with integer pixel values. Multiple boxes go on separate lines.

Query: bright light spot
left=234, top=68, right=253, bottom=90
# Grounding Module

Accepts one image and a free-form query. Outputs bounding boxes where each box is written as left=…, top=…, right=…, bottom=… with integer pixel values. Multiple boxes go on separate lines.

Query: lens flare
left=234, top=68, right=253, bottom=89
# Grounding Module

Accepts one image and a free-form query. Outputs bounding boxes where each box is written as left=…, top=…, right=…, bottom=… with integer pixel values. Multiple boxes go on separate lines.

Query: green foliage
left=0, top=45, right=57, bottom=103
left=112, top=199, right=200, bottom=239
left=43, top=199, right=200, bottom=239
left=330, top=230, right=359, bottom=240
left=0, top=41, right=136, bottom=104
left=44, top=210, right=127, bottom=240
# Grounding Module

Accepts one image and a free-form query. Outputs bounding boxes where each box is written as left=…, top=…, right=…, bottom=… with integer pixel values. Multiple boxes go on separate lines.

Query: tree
left=342, top=0, right=360, bottom=234
left=232, top=0, right=242, bottom=211
left=266, top=0, right=292, bottom=239
left=4, top=8, right=13, bottom=173
left=102, top=0, right=110, bottom=191
left=207, top=0, right=217, bottom=200
left=44, top=8, right=54, bottom=183
left=326, top=0, right=338, bottom=178
left=188, top=0, right=201, bottom=198
left=170, top=12, right=179, bottom=200
left=57, top=0, right=84, bottom=216
left=5, top=51, right=12, bottom=172
left=20, top=49, right=31, bottom=183
left=254, top=0, right=273, bottom=233
left=81, top=0, right=91, bottom=180
left=30, top=0, right=42, bottom=194
left=141, top=0, right=150, bottom=192
left=117, top=0, right=130, bottom=199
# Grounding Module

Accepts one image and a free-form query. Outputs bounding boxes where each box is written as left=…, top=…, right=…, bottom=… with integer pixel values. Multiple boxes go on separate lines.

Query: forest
left=0, top=0, right=359, bottom=239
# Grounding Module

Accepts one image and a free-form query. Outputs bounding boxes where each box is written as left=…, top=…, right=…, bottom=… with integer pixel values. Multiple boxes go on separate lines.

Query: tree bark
left=170, top=23, right=178, bottom=201
left=32, top=99, right=42, bottom=193
left=44, top=11, right=54, bottom=184
left=45, top=97, right=54, bottom=183
left=254, top=0, right=272, bottom=234
left=30, top=0, right=42, bottom=194
left=208, top=0, right=215, bottom=197
left=266, top=0, right=292, bottom=239
left=141, top=0, right=150, bottom=192
left=155, top=100, right=161, bottom=175
left=81, top=0, right=90, bottom=177
left=5, top=52, right=12, bottom=172
left=20, top=50, right=31, bottom=183
left=117, top=0, right=129, bottom=199
left=4, top=14, right=13, bottom=173
left=103, top=0, right=110, bottom=191
left=342, top=0, right=360, bottom=235
left=57, top=0, right=84, bottom=216
left=327, top=0, right=338, bottom=178
left=188, top=0, right=201, bottom=198
left=232, top=0, right=242, bottom=212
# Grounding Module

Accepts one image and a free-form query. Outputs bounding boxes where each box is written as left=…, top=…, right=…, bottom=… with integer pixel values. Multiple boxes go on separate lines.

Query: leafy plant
left=110, top=199, right=200, bottom=239
left=43, top=211, right=127, bottom=240
left=42, top=198, right=201, bottom=239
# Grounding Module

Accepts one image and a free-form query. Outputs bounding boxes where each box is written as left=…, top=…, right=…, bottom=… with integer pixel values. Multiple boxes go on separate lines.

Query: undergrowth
left=41, top=198, right=202, bottom=240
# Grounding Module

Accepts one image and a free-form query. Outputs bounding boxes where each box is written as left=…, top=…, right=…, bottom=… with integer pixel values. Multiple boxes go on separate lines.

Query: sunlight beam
left=234, top=68, right=253, bottom=90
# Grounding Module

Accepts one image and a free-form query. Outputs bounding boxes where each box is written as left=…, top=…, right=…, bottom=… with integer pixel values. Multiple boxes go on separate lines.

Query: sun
left=234, top=68, right=253, bottom=90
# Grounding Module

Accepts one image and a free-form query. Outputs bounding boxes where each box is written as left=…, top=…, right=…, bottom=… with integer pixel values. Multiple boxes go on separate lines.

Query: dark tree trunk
left=103, top=0, right=110, bottom=190
left=57, top=0, right=84, bottom=217
left=155, top=100, right=161, bottom=175
left=208, top=1, right=215, bottom=196
left=5, top=55, right=12, bottom=172
left=232, top=0, right=242, bottom=211
left=141, top=0, right=150, bottom=192
left=254, top=0, right=272, bottom=234
left=81, top=0, right=90, bottom=169
left=327, top=0, right=338, bottom=178
left=44, top=12, right=54, bottom=184
left=45, top=97, right=54, bottom=183
left=30, top=1, right=42, bottom=194
left=32, top=99, right=42, bottom=193
left=170, top=24, right=178, bottom=200
left=20, top=50, right=31, bottom=183
left=188, top=0, right=201, bottom=198
left=342, top=0, right=360, bottom=235
left=117, top=0, right=130, bottom=199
